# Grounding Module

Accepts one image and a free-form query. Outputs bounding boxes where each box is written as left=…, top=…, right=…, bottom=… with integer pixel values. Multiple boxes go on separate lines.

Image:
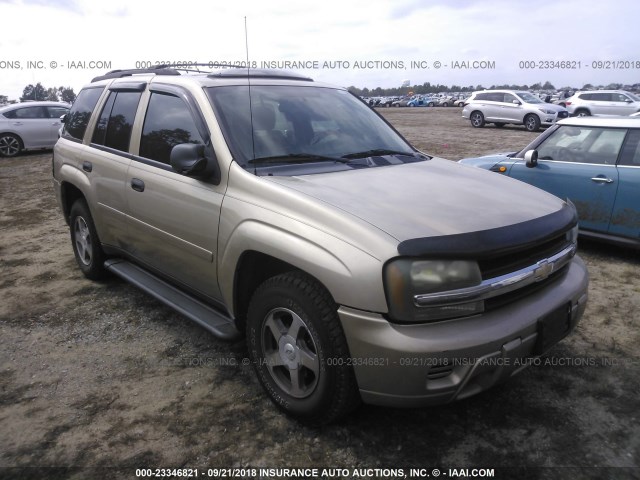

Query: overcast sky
left=1, top=0, right=640, bottom=99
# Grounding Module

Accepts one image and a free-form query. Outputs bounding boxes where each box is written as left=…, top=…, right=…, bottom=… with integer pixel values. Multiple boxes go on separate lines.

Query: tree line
left=1, top=83, right=77, bottom=104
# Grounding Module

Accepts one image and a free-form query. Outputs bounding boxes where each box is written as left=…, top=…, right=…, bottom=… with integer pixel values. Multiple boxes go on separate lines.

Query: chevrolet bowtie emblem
left=534, top=259, right=554, bottom=282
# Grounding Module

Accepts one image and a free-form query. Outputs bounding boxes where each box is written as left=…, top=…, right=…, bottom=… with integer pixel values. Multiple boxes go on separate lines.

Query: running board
left=104, top=259, right=241, bottom=341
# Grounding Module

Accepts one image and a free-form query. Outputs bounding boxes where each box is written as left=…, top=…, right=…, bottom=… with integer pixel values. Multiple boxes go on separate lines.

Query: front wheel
left=0, top=133, right=23, bottom=158
left=69, top=199, right=107, bottom=280
left=470, top=111, right=485, bottom=128
left=246, top=272, right=360, bottom=424
left=524, top=114, right=541, bottom=132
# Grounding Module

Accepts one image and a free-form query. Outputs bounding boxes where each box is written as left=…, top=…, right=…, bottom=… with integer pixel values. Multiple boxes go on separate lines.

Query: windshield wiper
left=341, top=149, right=416, bottom=159
left=248, top=153, right=349, bottom=165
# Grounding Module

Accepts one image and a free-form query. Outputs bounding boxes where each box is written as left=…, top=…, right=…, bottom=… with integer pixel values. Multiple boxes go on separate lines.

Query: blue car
left=459, top=116, right=640, bottom=247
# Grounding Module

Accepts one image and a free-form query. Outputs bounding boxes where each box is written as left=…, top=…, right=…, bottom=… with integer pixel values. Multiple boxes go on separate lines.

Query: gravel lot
left=1, top=107, right=638, bottom=479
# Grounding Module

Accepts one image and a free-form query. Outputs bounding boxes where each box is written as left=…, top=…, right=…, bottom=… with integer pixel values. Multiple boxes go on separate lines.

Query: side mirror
left=524, top=149, right=539, bottom=168
left=170, top=143, right=221, bottom=183
left=512, top=100, right=521, bottom=105
left=60, top=114, right=67, bottom=124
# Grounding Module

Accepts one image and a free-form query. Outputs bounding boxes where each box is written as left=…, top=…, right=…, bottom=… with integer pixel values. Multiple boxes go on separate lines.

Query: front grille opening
left=478, top=234, right=568, bottom=279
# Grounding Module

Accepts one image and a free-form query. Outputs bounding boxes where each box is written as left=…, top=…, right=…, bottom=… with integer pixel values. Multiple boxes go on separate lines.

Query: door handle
left=590, top=177, right=614, bottom=184
left=131, top=178, right=145, bottom=192
left=82, top=161, right=92, bottom=173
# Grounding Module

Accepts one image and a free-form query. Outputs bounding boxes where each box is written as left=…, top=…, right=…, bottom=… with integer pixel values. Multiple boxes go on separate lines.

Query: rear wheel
left=0, top=133, right=23, bottom=158
left=524, top=114, right=541, bottom=132
left=246, top=271, right=360, bottom=425
left=575, top=109, right=590, bottom=117
left=69, top=199, right=107, bottom=280
left=470, top=111, right=485, bottom=128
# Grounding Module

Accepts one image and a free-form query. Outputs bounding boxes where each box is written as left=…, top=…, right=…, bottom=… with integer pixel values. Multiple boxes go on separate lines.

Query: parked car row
left=362, top=94, right=469, bottom=108
left=461, top=88, right=640, bottom=133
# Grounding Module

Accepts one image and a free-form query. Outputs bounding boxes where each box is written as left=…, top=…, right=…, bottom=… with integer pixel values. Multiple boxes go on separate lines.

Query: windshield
left=206, top=85, right=416, bottom=169
left=516, top=92, right=543, bottom=104
left=627, top=92, right=640, bottom=102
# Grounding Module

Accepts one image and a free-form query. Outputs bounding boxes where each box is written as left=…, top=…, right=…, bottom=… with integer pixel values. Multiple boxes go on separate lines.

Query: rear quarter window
left=64, top=87, right=104, bottom=141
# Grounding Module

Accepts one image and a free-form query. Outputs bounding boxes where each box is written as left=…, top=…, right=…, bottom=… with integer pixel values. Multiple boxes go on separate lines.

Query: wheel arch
left=233, top=251, right=324, bottom=330
left=0, top=131, right=24, bottom=142
left=59, top=181, right=87, bottom=225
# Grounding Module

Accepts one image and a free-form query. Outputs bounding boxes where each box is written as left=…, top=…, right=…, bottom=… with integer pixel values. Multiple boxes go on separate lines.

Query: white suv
left=564, top=90, right=640, bottom=117
left=462, top=90, right=569, bottom=132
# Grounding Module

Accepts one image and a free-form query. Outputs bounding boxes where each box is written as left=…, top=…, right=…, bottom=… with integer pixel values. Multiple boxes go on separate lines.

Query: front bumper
left=541, top=110, right=569, bottom=126
left=338, top=256, right=588, bottom=407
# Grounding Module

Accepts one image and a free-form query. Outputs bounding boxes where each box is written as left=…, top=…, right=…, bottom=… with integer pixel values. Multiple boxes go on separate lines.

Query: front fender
left=218, top=212, right=388, bottom=317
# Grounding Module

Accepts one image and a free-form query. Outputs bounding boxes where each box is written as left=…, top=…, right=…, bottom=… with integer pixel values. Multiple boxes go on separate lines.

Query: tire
left=524, top=114, right=541, bottom=132
left=0, top=133, right=23, bottom=158
left=442, top=102, right=449, bottom=107
left=494, top=123, right=505, bottom=128
left=575, top=109, right=590, bottom=117
left=69, top=199, right=107, bottom=280
left=470, top=111, right=485, bottom=128
left=428, top=102, right=435, bottom=107
left=246, top=271, right=360, bottom=424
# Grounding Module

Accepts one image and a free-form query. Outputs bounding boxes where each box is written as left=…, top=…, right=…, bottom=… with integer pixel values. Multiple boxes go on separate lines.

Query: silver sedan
left=0, top=101, right=70, bottom=157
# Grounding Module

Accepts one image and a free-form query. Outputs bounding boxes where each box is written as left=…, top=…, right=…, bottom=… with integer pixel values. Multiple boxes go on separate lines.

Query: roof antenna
left=245, top=16, right=257, bottom=175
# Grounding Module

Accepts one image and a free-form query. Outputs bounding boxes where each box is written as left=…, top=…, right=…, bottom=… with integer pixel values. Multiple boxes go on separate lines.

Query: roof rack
left=207, top=68, right=313, bottom=82
left=91, top=66, right=180, bottom=82
left=91, top=64, right=314, bottom=83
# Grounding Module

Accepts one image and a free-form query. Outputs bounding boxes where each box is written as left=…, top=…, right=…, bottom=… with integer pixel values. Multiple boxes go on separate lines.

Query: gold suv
left=53, top=67, right=588, bottom=424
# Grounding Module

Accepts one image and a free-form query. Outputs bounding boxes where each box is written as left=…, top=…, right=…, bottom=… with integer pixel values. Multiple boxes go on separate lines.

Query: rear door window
left=4, top=107, right=48, bottom=119
left=92, top=91, right=142, bottom=152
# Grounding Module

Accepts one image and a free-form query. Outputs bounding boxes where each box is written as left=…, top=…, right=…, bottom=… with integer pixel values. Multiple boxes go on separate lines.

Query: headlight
left=538, top=108, right=556, bottom=115
left=567, top=223, right=579, bottom=246
left=384, top=259, right=483, bottom=323
left=564, top=199, right=579, bottom=246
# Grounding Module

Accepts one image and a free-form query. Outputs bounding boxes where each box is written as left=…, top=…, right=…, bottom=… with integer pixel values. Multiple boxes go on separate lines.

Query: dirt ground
left=1, top=107, right=639, bottom=480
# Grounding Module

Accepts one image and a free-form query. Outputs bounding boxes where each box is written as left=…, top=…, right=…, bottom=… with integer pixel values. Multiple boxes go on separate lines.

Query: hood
left=266, top=158, right=567, bottom=243
left=458, top=153, right=515, bottom=169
